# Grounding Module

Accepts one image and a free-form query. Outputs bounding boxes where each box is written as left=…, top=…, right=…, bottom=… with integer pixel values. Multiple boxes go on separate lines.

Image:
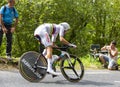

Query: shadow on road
left=40, top=79, right=114, bottom=87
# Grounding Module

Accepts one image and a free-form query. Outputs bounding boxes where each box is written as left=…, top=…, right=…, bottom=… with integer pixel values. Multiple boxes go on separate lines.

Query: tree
left=0, top=0, right=120, bottom=57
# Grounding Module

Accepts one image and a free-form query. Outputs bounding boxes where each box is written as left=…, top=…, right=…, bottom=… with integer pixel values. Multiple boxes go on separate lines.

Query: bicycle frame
left=33, top=46, right=73, bottom=71
left=61, top=51, right=71, bottom=59
left=57, top=50, right=76, bottom=68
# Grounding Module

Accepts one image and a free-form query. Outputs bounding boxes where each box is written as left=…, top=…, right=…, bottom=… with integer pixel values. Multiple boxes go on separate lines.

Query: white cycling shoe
left=47, top=69, right=60, bottom=76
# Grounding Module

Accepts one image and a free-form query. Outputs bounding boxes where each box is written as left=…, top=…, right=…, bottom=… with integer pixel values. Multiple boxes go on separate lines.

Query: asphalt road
left=0, top=69, right=120, bottom=87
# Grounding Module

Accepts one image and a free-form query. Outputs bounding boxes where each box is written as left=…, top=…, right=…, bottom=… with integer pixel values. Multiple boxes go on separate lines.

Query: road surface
left=0, top=69, right=120, bottom=87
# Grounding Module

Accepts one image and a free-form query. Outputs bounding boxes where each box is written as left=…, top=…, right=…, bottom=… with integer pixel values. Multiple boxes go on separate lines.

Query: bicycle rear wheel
left=60, top=55, right=84, bottom=82
left=19, top=51, right=47, bottom=82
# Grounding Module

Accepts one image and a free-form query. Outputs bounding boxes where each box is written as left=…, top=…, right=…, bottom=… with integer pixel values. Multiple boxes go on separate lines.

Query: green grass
left=0, top=56, right=20, bottom=63
left=80, top=54, right=102, bottom=70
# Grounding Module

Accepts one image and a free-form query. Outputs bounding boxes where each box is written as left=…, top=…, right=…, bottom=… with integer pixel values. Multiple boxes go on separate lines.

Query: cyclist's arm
left=52, top=42, right=58, bottom=47
left=59, top=36, right=70, bottom=45
left=59, top=27, right=70, bottom=45
left=59, top=26, right=76, bottom=48
left=59, top=36, right=77, bottom=48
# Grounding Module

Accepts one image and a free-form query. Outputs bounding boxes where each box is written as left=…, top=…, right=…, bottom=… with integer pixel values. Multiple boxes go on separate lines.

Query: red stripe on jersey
left=45, top=33, right=50, bottom=42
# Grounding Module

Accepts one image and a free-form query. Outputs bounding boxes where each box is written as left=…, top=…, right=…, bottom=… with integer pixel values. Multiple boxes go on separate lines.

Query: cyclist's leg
left=39, top=32, right=60, bottom=75
left=42, top=49, right=47, bottom=56
left=45, top=46, right=53, bottom=71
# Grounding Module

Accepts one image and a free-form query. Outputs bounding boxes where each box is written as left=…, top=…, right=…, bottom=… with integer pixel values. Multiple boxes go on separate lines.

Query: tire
left=19, top=51, right=47, bottom=82
left=60, top=54, right=84, bottom=82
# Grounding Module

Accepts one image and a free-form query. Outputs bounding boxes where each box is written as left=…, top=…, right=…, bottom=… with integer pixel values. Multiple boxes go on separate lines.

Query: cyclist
left=34, top=22, right=77, bottom=75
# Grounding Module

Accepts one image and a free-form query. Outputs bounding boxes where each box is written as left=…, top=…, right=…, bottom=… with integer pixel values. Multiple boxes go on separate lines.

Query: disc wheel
left=19, top=51, right=47, bottom=82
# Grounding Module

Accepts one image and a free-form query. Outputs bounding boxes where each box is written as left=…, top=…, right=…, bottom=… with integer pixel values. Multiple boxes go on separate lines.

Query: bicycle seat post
left=33, top=44, right=43, bottom=72
left=39, top=44, right=43, bottom=53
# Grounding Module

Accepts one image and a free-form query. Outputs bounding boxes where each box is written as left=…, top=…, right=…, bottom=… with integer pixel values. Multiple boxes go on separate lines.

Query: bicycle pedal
left=47, top=72, right=50, bottom=74
left=52, top=75, right=58, bottom=78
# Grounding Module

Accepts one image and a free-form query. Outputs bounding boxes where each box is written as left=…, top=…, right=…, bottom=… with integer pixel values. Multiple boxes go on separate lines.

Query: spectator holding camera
left=99, top=40, right=118, bottom=70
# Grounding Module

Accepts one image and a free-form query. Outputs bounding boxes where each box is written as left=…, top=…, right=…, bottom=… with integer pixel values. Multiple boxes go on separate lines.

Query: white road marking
left=114, top=81, right=120, bottom=83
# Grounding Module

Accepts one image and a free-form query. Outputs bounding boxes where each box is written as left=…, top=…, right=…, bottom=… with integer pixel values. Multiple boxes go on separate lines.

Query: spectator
left=99, top=40, right=118, bottom=70
left=0, top=0, right=19, bottom=60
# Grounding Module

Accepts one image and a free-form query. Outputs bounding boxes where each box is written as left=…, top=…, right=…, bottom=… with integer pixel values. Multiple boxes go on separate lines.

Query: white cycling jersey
left=34, top=23, right=65, bottom=47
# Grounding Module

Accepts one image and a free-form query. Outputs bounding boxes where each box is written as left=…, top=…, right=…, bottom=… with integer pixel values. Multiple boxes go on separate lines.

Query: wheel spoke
left=61, top=66, right=72, bottom=69
left=68, top=59, right=80, bottom=78
left=72, top=68, right=80, bottom=78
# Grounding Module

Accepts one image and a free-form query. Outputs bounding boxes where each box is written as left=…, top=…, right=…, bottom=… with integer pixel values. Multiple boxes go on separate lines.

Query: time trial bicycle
left=19, top=45, right=84, bottom=82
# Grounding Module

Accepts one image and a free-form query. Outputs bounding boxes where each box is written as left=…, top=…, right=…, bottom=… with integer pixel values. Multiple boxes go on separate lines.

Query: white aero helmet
left=59, top=22, right=70, bottom=31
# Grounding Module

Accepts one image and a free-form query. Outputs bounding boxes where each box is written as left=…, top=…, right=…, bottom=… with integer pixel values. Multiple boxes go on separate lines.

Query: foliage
left=0, top=0, right=120, bottom=57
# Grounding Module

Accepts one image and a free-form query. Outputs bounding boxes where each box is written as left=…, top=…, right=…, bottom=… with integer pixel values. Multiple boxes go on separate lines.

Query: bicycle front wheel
left=19, top=51, right=47, bottom=82
left=60, top=55, right=84, bottom=82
